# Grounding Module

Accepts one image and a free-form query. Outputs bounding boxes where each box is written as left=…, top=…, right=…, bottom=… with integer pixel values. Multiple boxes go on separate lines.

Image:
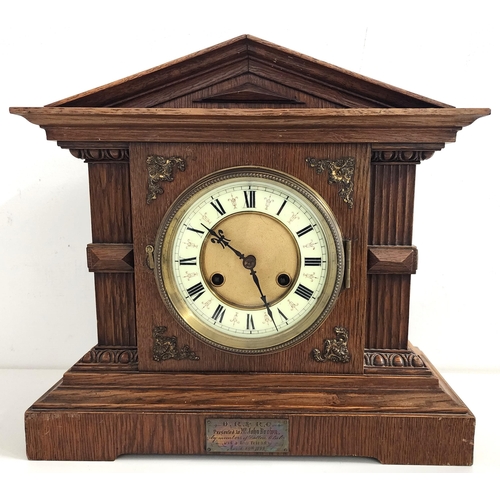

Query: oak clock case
left=154, top=166, right=345, bottom=354
left=10, top=34, right=489, bottom=464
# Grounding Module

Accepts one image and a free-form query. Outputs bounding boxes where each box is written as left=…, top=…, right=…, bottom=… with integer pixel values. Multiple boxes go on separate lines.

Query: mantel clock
left=10, top=35, right=490, bottom=464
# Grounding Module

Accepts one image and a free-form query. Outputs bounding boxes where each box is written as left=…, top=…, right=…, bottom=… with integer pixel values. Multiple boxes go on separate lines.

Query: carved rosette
left=152, top=326, right=200, bottom=361
left=370, top=150, right=435, bottom=164
left=364, top=349, right=426, bottom=369
left=79, top=346, right=138, bottom=364
left=146, top=155, right=186, bottom=204
left=75, top=346, right=138, bottom=371
left=312, top=326, right=351, bottom=363
left=69, top=148, right=130, bottom=163
left=306, top=157, right=355, bottom=208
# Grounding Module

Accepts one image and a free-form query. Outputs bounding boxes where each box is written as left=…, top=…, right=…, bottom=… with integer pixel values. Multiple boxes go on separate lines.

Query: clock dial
left=155, top=167, right=344, bottom=353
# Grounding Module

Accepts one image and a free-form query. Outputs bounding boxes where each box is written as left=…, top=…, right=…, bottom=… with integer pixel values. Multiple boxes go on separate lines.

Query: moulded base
left=25, top=350, right=474, bottom=465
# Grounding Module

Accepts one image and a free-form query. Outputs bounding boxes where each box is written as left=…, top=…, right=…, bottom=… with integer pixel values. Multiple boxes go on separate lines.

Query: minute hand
left=247, top=265, right=278, bottom=332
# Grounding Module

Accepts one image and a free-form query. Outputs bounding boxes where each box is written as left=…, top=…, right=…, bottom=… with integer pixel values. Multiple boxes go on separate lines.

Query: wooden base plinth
left=25, top=355, right=474, bottom=465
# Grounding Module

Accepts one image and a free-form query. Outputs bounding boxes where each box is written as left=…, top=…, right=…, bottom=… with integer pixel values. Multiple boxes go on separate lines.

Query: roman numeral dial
left=155, top=167, right=344, bottom=354
left=244, top=190, right=256, bottom=208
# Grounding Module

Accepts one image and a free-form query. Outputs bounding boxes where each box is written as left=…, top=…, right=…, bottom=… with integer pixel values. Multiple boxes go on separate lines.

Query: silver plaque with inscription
left=206, top=418, right=289, bottom=453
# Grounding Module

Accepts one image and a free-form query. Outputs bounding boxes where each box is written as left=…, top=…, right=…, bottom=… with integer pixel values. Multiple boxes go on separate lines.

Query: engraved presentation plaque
left=206, top=419, right=289, bottom=453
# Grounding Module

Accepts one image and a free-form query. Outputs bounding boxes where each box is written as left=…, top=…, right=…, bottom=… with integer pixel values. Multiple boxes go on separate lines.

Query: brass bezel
left=154, top=166, right=345, bottom=354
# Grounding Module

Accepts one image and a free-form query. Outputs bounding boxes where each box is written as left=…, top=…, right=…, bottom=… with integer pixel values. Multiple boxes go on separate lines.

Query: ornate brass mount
left=312, top=326, right=351, bottom=363
left=152, top=326, right=200, bottom=361
left=306, top=157, right=355, bottom=208
left=146, top=155, right=186, bottom=204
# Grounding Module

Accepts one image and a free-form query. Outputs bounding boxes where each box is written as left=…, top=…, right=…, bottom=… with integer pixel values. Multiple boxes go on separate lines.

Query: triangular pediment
left=194, top=82, right=305, bottom=105
left=48, top=35, right=450, bottom=109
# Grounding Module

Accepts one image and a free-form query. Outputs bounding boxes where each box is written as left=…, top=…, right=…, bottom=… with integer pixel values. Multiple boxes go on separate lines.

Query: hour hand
left=201, top=223, right=244, bottom=259
left=201, top=223, right=229, bottom=248
left=202, top=223, right=277, bottom=331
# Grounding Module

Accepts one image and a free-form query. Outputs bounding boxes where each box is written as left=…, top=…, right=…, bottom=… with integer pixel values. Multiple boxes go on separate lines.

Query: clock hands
left=201, top=223, right=278, bottom=331
left=242, top=256, right=278, bottom=332
left=201, top=223, right=243, bottom=259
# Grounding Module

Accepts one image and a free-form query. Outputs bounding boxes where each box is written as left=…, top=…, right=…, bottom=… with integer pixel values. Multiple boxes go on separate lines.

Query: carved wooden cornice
left=10, top=107, right=489, bottom=144
left=371, top=149, right=435, bottom=164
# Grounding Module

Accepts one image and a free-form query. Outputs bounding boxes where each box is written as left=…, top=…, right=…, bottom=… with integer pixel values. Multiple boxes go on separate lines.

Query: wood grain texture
left=25, top=357, right=474, bottom=464
left=24, top=410, right=474, bottom=464
left=62, top=369, right=437, bottom=389
left=87, top=243, right=134, bottom=273
left=93, top=274, right=136, bottom=346
left=368, top=163, right=416, bottom=246
left=366, top=162, right=416, bottom=349
left=86, top=161, right=137, bottom=347
left=10, top=107, right=489, bottom=144
left=367, top=245, right=418, bottom=274
left=32, top=385, right=467, bottom=413
left=87, top=163, right=132, bottom=243
left=366, top=274, right=411, bottom=350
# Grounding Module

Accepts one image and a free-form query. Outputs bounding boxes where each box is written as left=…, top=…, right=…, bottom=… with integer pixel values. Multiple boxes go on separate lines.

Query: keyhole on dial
left=211, top=273, right=225, bottom=287
left=277, top=273, right=291, bottom=287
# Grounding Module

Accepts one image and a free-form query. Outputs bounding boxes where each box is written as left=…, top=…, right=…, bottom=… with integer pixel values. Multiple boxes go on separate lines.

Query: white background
left=0, top=0, right=498, bottom=490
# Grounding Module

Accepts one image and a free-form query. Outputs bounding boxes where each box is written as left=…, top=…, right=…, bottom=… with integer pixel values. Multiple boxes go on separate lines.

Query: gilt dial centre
left=201, top=212, right=299, bottom=309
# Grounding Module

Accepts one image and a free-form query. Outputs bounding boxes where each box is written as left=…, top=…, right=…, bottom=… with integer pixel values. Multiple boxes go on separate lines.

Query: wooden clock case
left=10, top=35, right=489, bottom=464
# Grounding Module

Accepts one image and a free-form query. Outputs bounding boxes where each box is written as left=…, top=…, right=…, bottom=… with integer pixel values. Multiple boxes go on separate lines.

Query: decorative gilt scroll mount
left=152, top=326, right=200, bottom=361
left=146, top=155, right=186, bottom=204
left=306, top=157, right=355, bottom=208
left=312, top=326, right=351, bottom=363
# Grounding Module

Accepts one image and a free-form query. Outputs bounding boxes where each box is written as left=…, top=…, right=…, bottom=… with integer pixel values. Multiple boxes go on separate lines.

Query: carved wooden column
left=366, top=149, right=434, bottom=351
left=63, top=143, right=137, bottom=353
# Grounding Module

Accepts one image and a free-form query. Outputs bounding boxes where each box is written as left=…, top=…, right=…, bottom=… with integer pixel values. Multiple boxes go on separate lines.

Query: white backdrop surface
left=0, top=0, right=498, bottom=485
